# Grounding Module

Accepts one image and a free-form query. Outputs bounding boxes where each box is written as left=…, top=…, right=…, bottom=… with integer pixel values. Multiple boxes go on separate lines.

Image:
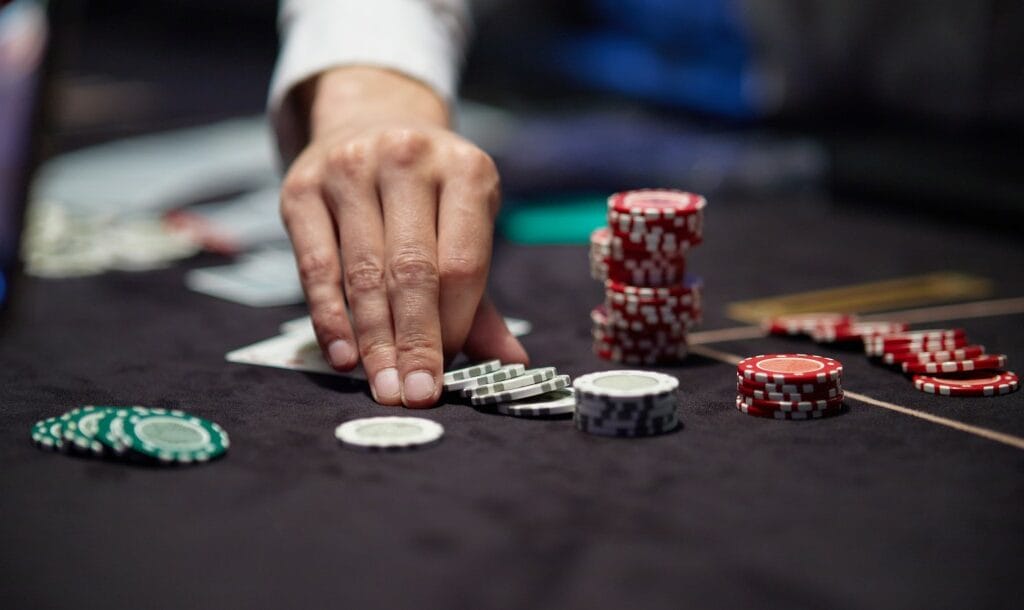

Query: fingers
left=322, top=141, right=402, bottom=405
left=436, top=146, right=501, bottom=359
left=379, top=131, right=444, bottom=408
left=280, top=161, right=358, bottom=372
left=463, top=296, right=530, bottom=366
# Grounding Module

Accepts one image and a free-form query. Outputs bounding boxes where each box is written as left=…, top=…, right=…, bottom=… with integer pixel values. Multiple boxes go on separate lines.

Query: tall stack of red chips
left=589, top=189, right=705, bottom=364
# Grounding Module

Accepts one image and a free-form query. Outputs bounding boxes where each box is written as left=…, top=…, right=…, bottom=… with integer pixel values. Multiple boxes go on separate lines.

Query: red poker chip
left=812, top=321, right=908, bottom=343
left=593, top=328, right=688, bottom=348
left=881, top=345, right=986, bottom=365
left=902, top=354, right=1007, bottom=375
left=608, top=208, right=704, bottom=235
left=605, top=300, right=701, bottom=319
left=737, top=375, right=841, bottom=395
left=762, top=312, right=856, bottom=336
left=868, top=337, right=970, bottom=357
left=737, top=354, right=843, bottom=384
left=868, top=328, right=966, bottom=345
left=912, top=370, right=1019, bottom=397
left=736, top=381, right=843, bottom=403
left=608, top=189, right=707, bottom=219
left=605, top=277, right=702, bottom=299
left=734, top=396, right=842, bottom=420
left=606, top=268, right=687, bottom=288
left=609, top=233, right=699, bottom=255
left=606, top=296, right=702, bottom=314
left=736, top=393, right=844, bottom=412
left=602, top=316, right=696, bottom=334
left=604, top=305, right=701, bottom=325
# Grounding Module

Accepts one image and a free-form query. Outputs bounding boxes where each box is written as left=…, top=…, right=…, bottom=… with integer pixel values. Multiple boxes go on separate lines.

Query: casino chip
left=812, top=321, right=908, bottom=343
left=30, top=417, right=66, bottom=451
left=335, top=416, right=444, bottom=452
left=590, top=189, right=707, bottom=364
left=901, top=354, right=1007, bottom=375
left=495, top=388, right=577, bottom=418
left=734, top=354, right=844, bottom=420
left=763, top=312, right=856, bottom=337
left=31, top=405, right=230, bottom=465
left=882, top=345, right=985, bottom=365
left=470, top=374, right=571, bottom=406
left=911, top=370, right=1019, bottom=397
left=461, top=367, right=557, bottom=398
left=573, top=370, right=680, bottom=437
left=737, top=354, right=843, bottom=384
left=118, top=409, right=230, bottom=463
left=443, top=360, right=501, bottom=384
left=443, top=363, right=525, bottom=392
left=734, top=396, right=841, bottom=420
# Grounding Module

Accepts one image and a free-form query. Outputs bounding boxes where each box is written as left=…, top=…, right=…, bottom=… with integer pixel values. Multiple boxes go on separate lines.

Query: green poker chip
left=95, top=407, right=153, bottom=455
left=30, top=417, right=66, bottom=451
left=118, top=410, right=230, bottom=463
left=59, top=406, right=121, bottom=454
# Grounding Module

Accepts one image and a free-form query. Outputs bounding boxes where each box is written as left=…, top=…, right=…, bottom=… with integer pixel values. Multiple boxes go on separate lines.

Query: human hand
left=280, top=67, right=528, bottom=407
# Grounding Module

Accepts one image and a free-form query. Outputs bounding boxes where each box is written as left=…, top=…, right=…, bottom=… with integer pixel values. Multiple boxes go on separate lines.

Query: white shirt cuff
left=268, top=0, right=468, bottom=167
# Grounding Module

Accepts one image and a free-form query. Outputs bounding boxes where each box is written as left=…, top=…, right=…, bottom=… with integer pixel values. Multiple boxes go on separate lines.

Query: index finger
left=279, top=168, right=358, bottom=371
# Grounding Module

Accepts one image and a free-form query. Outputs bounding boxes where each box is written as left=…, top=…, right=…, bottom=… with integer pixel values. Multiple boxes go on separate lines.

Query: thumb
left=462, top=296, right=530, bottom=366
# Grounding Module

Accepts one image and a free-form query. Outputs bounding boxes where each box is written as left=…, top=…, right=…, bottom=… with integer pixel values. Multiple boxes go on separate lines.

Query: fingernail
left=374, top=368, right=401, bottom=402
left=403, top=370, right=436, bottom=403
left=327, top=340, right=356, bottom=368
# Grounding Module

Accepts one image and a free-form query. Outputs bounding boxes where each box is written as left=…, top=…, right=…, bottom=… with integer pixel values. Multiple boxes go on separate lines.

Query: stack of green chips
left=30, top=405, right=229, bottom=465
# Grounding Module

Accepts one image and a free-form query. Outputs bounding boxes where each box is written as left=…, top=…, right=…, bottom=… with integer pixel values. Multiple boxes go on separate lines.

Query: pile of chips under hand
left=443, top=360, right=576, bottom=418
left=589, top=189, right=705, bottom=365
left=31, top=406, right=229, bottom=465
left=765, top=313, right=1019, bottom=397
left=573, top=370, right=680, bottom=437
left=735, top=354, right=845, bottom=420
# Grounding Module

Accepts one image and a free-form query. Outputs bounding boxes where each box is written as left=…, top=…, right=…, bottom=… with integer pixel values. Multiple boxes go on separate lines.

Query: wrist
left=303, top=66, right=450, bottom=140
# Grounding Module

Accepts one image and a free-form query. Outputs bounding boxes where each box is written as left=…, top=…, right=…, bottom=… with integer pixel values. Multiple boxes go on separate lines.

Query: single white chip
left=573, top=370, right=678, bottom=399
left=334, top=417, right=444, bottom=452
left=470, top=374, right=571, bottom=406
left=461, top=367, right=557, bottom=398
left=443, top=360, right=501, bottom=384
left=443, top=363, right=525, bottom=392
left=495, top=388, right=576, bottom=417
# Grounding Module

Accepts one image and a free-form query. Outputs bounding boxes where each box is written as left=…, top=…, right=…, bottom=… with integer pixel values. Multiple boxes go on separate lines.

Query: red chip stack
left=589, top=189, right=705, bottom=364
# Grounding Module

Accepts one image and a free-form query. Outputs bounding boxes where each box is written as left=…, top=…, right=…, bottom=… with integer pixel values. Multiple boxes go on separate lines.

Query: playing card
left=225, top=325, right=351, bottom=376
left=186, top=245, right=302, bottom=307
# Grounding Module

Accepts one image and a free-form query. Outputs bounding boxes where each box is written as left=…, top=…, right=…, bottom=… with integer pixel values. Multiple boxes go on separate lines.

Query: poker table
left=2, top=196, right=1023, bottom=609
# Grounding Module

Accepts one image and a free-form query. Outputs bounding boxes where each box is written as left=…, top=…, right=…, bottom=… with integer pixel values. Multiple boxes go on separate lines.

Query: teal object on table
left=497, top=194, right=607, bottom=245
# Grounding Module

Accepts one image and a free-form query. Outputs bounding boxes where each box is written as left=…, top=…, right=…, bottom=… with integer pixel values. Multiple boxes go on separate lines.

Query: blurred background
left=2, top=0, right=1023, bottom=307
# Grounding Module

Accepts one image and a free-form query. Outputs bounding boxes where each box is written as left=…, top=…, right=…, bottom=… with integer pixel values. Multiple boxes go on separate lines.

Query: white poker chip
left=334, top=417, right=444, bottom=452
left=573, top=370, right=679, bottom=400
left=462, top=367, right=557, bottom=398
left=443, top=364, right=525, bottom=392
left=470, top=375, right=571, bottom=406
left=495, top=388, right=576, bottom=418
left=443, top=360, right=501, bottom=384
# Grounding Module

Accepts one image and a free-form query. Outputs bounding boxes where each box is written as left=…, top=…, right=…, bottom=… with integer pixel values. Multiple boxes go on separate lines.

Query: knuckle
left=454, top=145, right=498, bottom=181
left=325, top=140, right=372, bottom=178
left=358, top=336, right=393, bottom=363
left=280, top=166, right=322, bottom=208
left=344, top=259, right=387, bottom=294
left=395, top=331, right=442, bottom=360
left=378, top=128, right=430, bottom=167
left=439, top=256, right=487, bottom=285
left=313, top=299, right=347, bottom=326
left=296, top=250, right=339, bottom=285
left=388, top=251, right=439, bottom=289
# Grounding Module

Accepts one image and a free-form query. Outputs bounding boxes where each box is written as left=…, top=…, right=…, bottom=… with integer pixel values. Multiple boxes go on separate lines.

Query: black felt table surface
left=2, top=198, right=1023, bottom=610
